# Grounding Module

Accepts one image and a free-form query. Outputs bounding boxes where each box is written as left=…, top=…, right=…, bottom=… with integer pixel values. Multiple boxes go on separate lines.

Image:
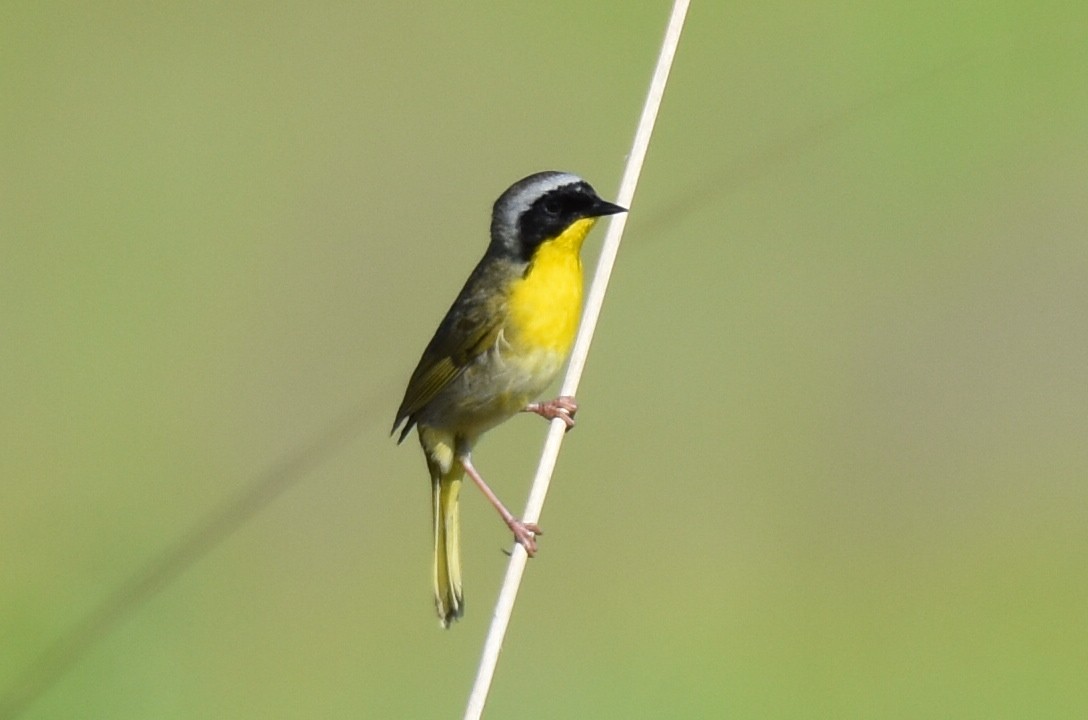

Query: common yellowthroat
left=392, top=171, right=625, bottom=627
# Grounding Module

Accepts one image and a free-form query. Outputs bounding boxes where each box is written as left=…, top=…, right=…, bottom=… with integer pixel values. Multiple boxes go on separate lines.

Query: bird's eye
left=542, top=199, right=561, bottom=215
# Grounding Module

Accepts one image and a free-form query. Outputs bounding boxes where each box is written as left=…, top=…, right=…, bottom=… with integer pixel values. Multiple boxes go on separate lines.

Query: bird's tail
left=431, top=462, right=464, bottom=628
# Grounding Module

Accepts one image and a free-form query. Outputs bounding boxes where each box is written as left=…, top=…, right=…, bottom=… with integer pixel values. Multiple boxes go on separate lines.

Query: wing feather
left=392, top=259, right=512, bottom=442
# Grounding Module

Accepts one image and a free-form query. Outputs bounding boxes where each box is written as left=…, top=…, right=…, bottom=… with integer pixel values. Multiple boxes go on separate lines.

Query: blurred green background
left=3, top=2, right=1087, bottom=718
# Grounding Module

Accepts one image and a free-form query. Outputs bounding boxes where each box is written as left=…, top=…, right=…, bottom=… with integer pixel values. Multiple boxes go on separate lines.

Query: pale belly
left=415, top=334, right=567, bottom=441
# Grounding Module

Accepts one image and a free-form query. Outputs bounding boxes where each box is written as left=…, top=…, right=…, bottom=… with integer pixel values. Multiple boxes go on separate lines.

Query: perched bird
left=392, top=171, right=626, bottom=627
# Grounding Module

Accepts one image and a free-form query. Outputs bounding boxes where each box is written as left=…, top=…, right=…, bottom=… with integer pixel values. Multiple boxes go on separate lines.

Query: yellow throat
left=506, top=217, right=596, bottom=354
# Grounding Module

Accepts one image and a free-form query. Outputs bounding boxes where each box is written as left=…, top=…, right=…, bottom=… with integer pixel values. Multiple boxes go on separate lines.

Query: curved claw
left=509, top=520, right=543, bottom=557
left=524, top=396, right=579, bottom=431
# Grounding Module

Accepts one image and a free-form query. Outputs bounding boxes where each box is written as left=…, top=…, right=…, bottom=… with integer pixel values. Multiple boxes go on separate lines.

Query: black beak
left=590, top=198, right=627, bottom=218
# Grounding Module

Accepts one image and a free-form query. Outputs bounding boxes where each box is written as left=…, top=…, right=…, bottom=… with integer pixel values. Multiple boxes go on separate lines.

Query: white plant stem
left=462, top=1, right=692, bottom=718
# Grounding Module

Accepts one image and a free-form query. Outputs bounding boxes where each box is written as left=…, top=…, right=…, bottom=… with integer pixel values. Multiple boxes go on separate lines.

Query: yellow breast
left=505, top=217, right=595, bottom=355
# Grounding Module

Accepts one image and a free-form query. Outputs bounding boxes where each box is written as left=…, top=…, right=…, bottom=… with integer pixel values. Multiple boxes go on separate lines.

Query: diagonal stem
left=463, top=2, right=692, bottom=718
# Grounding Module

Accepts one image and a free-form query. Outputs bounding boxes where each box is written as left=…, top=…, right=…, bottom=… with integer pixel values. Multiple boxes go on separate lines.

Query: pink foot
left=524, top=396, right=578, bottom=431
left=509, top=519, right=543, bottom=557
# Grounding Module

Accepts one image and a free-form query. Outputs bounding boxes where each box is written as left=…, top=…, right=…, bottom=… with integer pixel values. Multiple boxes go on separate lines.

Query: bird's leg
left=523, top=395, right=578, bottom=431
left=459, top=454, right=542, bottom=556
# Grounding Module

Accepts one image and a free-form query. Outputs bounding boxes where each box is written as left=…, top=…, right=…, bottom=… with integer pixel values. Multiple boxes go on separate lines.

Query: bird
left=392, top=171, right=626, bottom=627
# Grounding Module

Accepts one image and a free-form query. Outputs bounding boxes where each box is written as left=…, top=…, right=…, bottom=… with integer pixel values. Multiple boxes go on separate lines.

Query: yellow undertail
left=431, top=462, right=464, bottom=628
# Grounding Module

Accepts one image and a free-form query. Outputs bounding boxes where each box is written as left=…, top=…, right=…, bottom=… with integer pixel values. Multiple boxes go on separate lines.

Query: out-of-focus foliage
left=2, top=2, right=1086, bottom=718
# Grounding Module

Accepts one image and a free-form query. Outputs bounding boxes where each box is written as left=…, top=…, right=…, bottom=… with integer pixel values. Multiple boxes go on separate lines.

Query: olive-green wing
left=392, top=291, right=502, bottom=443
